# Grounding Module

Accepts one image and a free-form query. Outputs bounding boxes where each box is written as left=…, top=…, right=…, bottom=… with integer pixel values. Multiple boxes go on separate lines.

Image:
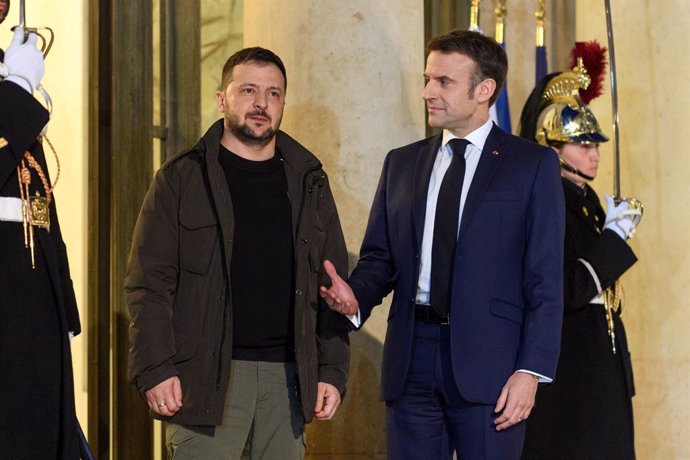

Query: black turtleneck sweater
left=218, top=144, right=295, bottom=363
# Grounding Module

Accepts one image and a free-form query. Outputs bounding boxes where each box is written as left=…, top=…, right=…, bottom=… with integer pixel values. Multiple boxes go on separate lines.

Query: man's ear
left=215, top=91, right=225, bottom=112
left=475, top=78, right=497, bottom=104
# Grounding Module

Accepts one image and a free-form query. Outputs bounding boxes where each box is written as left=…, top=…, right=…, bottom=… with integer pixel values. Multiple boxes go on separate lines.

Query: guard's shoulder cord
left=603, top=279, right=624, bottom=354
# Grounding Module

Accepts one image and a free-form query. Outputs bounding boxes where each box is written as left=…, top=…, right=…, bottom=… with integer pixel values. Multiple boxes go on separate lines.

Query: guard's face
left=216, top=61, right=285, bottom=146
left=559, top=142, right=600, bottom=186
left=422, top=51, right=494, bottom=137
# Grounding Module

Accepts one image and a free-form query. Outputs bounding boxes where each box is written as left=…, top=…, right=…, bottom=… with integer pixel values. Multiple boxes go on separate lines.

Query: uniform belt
left=414, top=304, right=450, bottom=325
left=0, top=197, right=23, bottom=222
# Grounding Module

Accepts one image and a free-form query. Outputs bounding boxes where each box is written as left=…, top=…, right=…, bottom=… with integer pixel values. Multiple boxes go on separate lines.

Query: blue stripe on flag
left=536, top=46, right=548, bottom=83
left=496, top=43, right=512, bottom=133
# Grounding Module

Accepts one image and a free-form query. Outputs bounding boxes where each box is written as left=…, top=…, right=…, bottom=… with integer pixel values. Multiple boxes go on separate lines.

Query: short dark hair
left=427, top=30, right=507, bottom=105
left=220, top=47, right=287, bottom=92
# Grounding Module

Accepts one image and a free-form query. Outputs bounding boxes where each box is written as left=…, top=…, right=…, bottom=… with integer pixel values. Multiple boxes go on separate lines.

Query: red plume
left=569, top=41, right=607, bottom=104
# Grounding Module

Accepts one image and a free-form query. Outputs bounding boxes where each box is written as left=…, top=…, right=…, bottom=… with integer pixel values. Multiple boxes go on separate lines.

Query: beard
left=225, top=110, right=279, bottom=147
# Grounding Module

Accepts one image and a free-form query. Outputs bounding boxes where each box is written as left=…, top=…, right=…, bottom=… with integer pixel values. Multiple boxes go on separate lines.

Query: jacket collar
left=457, top=123, right=506, bottom=245
left=411, top=123, right=507, bottom=249
left=563, top=179, right=604, bottom=233
left=195, top=119, right=322, bottom=173
left=412, top=135, right=442, bottom=250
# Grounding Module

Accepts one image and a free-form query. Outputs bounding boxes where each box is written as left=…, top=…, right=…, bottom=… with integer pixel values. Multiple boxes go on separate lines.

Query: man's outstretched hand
left=319, top=260, right=359, bottom=316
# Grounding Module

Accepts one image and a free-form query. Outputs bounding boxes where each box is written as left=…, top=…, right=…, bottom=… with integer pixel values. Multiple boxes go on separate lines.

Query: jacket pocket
left=179, top=205, right=218, bottom=274
left=490, top=299, right=524, bottom=325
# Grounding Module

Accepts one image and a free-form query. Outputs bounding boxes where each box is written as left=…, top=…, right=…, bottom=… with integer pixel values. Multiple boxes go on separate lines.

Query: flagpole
left=493, top=0, right=512, bottom=132
left=469, top=0, right=481, bottom=32
left=494, top=0, right=506, bottom=45
left=604, top=0, right=621, bottom=198
left=534, top=0, right=548, bottom=82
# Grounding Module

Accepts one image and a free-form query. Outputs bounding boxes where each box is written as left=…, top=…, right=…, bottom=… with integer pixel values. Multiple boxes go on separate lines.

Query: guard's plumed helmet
left=535, top=59, right=608, bottom=146
left=519, top=41, right=609, bottom=147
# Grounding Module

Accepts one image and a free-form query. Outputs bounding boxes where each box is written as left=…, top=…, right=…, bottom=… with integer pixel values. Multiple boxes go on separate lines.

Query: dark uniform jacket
left=126, top=119, right=349, bottom=426
left=522, top=179, right=637, bottom=459
left=0, top=79, right=81, bottom=458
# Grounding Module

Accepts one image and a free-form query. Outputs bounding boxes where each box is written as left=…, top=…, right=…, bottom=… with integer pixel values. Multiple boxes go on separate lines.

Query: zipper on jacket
left=216, top=288, right=229, bottom=389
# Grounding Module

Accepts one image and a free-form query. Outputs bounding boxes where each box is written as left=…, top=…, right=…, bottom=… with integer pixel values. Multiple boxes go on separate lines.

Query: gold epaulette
left=0, top=137, right=7, bottom=149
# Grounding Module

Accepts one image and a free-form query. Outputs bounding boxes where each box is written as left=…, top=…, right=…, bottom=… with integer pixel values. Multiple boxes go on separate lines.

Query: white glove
left=3, top=27, right=45, bottom=93
left=604, top=194, right=641, bottom=240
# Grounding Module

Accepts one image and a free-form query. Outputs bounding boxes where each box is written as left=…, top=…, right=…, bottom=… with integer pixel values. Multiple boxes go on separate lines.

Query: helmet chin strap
left=559, top=156, right=595, bottom=181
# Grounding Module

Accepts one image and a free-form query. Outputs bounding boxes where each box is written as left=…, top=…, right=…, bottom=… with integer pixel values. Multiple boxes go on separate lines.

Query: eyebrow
left=423, top=73, right=455, bottom=82
left=238, top=82, right=284, bottom=93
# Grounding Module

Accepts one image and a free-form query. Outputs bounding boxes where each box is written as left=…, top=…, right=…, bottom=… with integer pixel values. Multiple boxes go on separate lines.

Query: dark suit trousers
left=386, top=322, right=525, bottom=460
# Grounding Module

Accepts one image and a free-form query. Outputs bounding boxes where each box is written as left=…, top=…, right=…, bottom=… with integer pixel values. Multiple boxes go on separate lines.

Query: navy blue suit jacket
left=349, top=124, right=565, bottom=405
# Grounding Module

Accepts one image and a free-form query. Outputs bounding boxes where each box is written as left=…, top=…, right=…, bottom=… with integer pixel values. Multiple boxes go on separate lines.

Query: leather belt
left=414, top=304, right=450, bottom=325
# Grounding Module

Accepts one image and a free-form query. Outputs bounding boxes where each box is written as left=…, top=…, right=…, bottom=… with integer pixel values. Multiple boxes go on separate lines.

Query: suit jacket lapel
left=458, top=124, right=506, bottom=245
left=412, top=135, right=442, bottom=251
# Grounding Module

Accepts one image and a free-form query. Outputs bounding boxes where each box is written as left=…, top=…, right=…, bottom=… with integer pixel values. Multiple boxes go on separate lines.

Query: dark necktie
left=430, top=138, right=469, bottom=317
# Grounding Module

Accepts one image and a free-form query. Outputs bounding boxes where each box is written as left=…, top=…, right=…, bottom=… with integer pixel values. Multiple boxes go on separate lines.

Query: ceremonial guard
left=518, top=42, right=641, bottom=459
left=0, top=2, right=82, bottom=457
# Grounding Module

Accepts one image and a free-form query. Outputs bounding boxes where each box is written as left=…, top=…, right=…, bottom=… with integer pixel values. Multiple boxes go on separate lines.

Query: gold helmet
left=535, top=58, right=608, bottom=146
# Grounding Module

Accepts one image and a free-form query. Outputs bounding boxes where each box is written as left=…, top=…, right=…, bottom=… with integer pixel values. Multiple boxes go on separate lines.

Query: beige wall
left=0, top=0, right=89, bottom=430
left=244, top=2, right=425, bottom=457
left=576, top=1, right=690, bottom=458
left=3, top=0, right=688, bottom=457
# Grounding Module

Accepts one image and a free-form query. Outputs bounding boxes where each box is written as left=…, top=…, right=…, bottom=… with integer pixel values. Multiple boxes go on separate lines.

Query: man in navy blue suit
left=321, top=30, right=565, bottom=459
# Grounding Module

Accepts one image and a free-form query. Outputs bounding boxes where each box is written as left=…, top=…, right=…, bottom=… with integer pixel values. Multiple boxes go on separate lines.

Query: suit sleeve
left=517, top=148, right=566, bottom=380
left=313, top=170, right=350, bottom=394
left=125, top=166, right=181, bottom=396
left=348, top=152, right=397, bottom=325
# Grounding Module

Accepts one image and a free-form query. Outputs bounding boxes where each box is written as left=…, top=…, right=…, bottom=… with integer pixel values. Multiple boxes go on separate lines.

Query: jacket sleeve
left=348, top=151, right=397, bottom=324
left=314, top=170, right=350, bottom=395
left=517, top=148, right=566, bottom=380
left=0, top=80, right=49, bottom=190
left=125, top=165, right=182, bottom=397
left=564, top=228, right=637, bottom=313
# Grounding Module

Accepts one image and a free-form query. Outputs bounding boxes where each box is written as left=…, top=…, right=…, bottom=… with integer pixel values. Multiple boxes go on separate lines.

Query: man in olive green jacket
left=125, top=47, right=349, bottom=459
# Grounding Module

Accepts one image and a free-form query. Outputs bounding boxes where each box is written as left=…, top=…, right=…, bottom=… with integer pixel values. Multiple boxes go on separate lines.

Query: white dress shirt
left=415, top=119, right=494, bottom=304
